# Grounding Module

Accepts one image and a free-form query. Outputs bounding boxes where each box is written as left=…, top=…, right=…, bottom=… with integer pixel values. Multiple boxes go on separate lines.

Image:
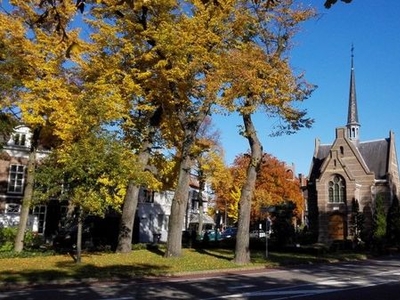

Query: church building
left=306, top=52, right=400, bottom=245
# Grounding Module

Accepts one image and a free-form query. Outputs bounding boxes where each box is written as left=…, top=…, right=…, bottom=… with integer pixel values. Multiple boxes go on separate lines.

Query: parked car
left=220, top=227, right=238, bottom=239
left=249, top=229, right=266, bottom=239
left=201, top=230, right=222, bottom=241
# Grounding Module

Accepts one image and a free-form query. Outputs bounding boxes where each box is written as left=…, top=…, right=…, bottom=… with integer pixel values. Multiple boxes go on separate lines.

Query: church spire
left=346, top=45, right=360, bottom=144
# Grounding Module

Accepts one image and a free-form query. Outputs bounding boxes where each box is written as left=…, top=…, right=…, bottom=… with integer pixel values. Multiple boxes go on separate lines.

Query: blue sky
left=214, top=0, right=400, bottom=176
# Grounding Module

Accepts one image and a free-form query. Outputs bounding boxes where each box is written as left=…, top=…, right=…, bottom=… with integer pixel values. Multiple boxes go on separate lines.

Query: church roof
left=310, top=138, right=389, bottom=180
left=358, top=139, right=389, bottom=179
left=309, top=144, right=330, bottom=181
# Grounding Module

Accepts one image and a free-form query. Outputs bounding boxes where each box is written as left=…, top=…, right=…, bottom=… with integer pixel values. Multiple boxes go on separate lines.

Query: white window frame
left=31, top=205, right=47, bottom=234
left=8, top=165, right=25, bottom=194
left=13, top=133, right=26, bottom=146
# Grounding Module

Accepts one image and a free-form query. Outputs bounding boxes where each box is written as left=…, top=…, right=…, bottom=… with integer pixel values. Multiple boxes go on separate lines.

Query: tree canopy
left=324, top=0, right=353, bottom=9
left=214, top=153, right=304, bottom=225
left=1, top=0, right=316, bottom=260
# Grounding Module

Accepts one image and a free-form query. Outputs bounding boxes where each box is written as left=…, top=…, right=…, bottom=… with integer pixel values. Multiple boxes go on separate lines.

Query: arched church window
left=328, top=175, right=346, bottom=203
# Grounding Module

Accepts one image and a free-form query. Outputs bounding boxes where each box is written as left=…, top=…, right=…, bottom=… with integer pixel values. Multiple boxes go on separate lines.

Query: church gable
left=329, top=128, right=373, bottom=178
left=311, top=128, right=375, bottom=182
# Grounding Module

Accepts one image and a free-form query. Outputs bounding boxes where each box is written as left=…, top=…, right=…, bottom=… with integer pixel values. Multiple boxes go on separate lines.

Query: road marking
left=100, top=297, right=134, bottom=300
left=228, top=284, right=256, bottom=290
left=214, top=288, right=341, bottom=299
left=202, top=270, right=400, bottom=300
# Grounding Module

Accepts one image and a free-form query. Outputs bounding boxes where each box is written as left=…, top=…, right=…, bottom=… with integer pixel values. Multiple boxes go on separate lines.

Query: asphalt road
left=2, top=255, right=400, bottom=299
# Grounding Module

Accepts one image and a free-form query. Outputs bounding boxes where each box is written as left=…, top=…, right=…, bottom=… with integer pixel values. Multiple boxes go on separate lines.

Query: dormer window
left=13, top=133, right=26, bottom=146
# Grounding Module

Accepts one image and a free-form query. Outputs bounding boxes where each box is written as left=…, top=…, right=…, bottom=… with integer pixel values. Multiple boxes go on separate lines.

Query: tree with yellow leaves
left=72, top=0, right=242, bottom=258
left=215, top=0, right=316, bottom=264
left=0, top=0, right=82, bottom=252
left=227, top=186, right=241, bottom=224
left=190, top=117, right=225, bottom=237
left=2, top=0, right=315, bottom=262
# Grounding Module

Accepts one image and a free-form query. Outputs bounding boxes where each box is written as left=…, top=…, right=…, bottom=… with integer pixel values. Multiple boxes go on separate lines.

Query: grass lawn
left=0, top=245, right=368, bottom=288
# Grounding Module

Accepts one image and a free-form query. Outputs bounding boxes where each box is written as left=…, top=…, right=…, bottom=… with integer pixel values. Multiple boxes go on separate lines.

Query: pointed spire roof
left=346, top=45, right=360, bottom=143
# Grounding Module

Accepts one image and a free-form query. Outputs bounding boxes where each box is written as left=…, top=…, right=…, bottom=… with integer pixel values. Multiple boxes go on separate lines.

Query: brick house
left=0, top=125, right=51, bottom=234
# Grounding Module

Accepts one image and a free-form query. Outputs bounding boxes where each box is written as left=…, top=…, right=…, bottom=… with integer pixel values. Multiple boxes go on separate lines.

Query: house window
left=165, top=216, right=169, bottom=231
left=13, top=133, right=26, bottom=146
left=328, top=175, right=346, bottom=203
left=5, top=203, right=21, bottom=213
left=157, top=214, right=164, bottom=230
left=30, top=205, right=47, bottom=234
left=8, top=165, right=25, bottom=194
left=190, top=190, right=199, bottom=210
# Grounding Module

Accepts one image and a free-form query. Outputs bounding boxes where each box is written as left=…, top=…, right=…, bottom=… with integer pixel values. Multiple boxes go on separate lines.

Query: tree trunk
left=14, top=127, right=40, bottom=253
left=164, top=102, right=208, bottom=257
left=116, top=128, right=154, bottom=253
left=197, top=170, right=205, bottom=237
left=165, top=154, right=192, bottom=257
left=234, top=112, right=263, bottom=265
left=75, top=207, right=83, bottom=264
left=116, top=181, right=140, bottom=252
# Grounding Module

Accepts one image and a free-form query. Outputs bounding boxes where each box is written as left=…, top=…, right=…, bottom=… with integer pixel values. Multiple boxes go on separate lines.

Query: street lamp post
left=265, top=218, right=268, bottom=258
left=261, top=206, right=273, bottom=259
left=265, top=217, right=271, bottom=258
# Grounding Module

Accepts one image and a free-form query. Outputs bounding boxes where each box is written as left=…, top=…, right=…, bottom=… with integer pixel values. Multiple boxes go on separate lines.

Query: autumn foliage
left=214, top=153, right=304, bottom=225
left=1, top=0, right=315, bottom=259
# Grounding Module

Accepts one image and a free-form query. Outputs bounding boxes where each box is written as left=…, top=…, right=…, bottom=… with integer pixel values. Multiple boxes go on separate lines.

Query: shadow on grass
left=145, top=243, right=166, bottom=257
left=0, top=262, right=172, bottom=288
left=194, top=248, right=233, bottom=261
left=265, top=251, right=368, bottom=267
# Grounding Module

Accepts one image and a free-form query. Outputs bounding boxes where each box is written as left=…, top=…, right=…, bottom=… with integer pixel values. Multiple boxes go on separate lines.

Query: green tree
left=270, top=201, right=296, bottom=248
left=350, top=198, right=364, bottom=246
left=372, top=194, right=387, bottom=251
left=0, top=113, right=18, bottom=149
left=386, top=196, right=400, bottom=247
left=34, top=131, right=155, bottom=262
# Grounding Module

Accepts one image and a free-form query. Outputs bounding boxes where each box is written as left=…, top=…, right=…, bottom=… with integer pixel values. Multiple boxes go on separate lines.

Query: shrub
left=0, top=227, right=17, bottom=251
left=0, top=227, right=44, bottom=251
